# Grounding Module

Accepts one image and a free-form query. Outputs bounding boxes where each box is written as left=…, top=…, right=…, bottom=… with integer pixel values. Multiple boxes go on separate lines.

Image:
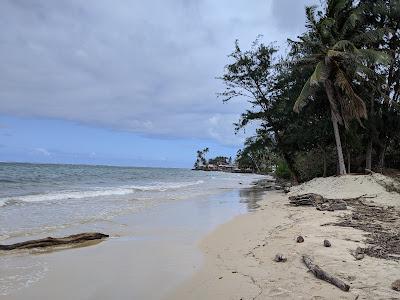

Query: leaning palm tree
left=292, top=0, right=389, bottom=175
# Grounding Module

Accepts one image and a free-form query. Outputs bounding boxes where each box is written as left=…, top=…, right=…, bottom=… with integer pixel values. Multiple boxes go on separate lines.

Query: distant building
left=218, top=164, right=234, bottom=172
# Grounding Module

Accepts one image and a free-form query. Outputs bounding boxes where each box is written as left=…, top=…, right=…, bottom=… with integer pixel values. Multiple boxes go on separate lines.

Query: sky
left=0, top=0, right=318, bottom=168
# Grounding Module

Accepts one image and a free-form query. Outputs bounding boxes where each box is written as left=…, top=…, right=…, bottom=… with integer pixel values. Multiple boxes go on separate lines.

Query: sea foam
left=0, top=180, right=204, bottom=206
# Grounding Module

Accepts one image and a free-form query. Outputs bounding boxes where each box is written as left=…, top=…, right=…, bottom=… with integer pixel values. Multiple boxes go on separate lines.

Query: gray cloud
left=0, top=0, right=318, bottom=146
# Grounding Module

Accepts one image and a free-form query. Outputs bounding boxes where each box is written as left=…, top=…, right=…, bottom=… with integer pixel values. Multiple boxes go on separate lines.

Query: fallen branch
left=302, top=255, right=350, bottom=292
left=0, top=232, right=109, bottom=250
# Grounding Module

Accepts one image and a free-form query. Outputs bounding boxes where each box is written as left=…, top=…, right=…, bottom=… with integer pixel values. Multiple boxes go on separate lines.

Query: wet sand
left=0, top=188, right=264, bottom=299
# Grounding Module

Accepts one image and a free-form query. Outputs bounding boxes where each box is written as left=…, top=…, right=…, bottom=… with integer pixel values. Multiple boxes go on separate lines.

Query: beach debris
left=289, top=193, right=348, bottom=211
left=391, top=279, right=400, bottom=291
left=316, top=200, right=347, bottom=211
left=289, top=193, right=323, bottom=206
left=302, top=255, right=350, bottom=292
left=296, top=236, right=304, bottom=243
left=274, top=253, right=287, bottom=262
left=351, top=247, right=365, bottom=260
left=323, top=240, right=331, bottom=247
left=331, top=197, right=400, bottom=261
left=0, top=232, right=109, bottom=251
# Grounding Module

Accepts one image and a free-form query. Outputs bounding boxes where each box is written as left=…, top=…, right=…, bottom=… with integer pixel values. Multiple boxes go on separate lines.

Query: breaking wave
left=0, top=180, right=204, bottom=207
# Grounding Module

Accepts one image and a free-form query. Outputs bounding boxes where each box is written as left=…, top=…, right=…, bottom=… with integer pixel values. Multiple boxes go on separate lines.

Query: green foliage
left=235, top=128, right=277, bottom=174
left=275, top=160, right=291, bottom=180
left=208, top=156, right=229, bottom=165
left=221, top=0, right=400, bottom=182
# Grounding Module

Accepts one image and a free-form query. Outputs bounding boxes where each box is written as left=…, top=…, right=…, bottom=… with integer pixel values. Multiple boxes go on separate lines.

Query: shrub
left=275, top=160, right=291, bottom=180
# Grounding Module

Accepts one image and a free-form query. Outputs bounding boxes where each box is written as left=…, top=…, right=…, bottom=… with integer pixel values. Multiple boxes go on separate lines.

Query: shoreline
left=1, top=184, right=265, bottom=299
left=168, top=175, right=400, bottom=300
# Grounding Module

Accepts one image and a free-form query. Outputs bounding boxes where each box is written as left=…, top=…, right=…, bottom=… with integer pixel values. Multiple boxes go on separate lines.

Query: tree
left=292, top=0, right=389, bottom=175
left=360, top=0, right=400, bottom=172
left=238, top=128, right=277, bottom=173
left=219, top=39, right=301, bottom=182
left=193, top=148, right=209, bottom=169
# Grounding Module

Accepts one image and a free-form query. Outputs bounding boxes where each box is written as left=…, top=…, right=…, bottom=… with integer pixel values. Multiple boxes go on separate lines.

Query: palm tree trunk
left=330, top=110, right=347, bottom=175
left=325, top=80, right=346, bottom=175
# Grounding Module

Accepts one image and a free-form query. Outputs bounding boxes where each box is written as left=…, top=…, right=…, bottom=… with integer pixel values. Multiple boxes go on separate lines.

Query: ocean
left=0, top=162, right=265, bottom=242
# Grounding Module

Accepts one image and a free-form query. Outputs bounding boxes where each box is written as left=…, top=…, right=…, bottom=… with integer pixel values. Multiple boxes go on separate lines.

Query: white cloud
left=0, top=0, right=318, bottom=146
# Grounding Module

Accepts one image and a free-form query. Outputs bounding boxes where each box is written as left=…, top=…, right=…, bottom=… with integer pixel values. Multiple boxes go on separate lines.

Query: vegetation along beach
left=0, top=0, right=400, bottom=299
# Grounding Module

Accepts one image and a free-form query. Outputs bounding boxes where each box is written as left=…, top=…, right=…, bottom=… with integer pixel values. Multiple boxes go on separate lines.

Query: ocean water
left=0, top=162, right=265, bottom=242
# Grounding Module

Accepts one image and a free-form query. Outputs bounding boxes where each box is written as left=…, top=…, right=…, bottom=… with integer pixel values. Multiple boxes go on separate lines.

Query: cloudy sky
left=0, top=0, right=318, bottom=167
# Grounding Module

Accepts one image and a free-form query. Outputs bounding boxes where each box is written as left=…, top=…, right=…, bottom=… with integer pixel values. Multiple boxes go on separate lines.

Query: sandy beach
left=169, top=174, right=400, bottom=300
left=2, top=173, right=400, bottom=299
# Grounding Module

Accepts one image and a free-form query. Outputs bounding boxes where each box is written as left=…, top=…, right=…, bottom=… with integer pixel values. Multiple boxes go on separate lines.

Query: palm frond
left=358, top=49, right=392, bottom=65
left=294, top=77, right=315, bottom=113
left=341, top=7, right=364, bottom=37
left=318, top=17, right=336, bottom=41
left=292, top=55, right=322, bottom=67
left=332, top=40, right=358, bottom=52
left=305, top=6, right=319, bottom=30
left=353, top=28, right=392, bottom=44
left=310, top=61, right=330, bottom=86
left=334, top=68, right=367, bottom=127
left=327, top=0, right=349, bottom=18
left=327, top=49, right=349, bottom=58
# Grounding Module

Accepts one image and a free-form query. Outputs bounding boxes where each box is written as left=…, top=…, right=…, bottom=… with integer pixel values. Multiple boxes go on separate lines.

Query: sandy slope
left=168, top=175, right=400, bottom=300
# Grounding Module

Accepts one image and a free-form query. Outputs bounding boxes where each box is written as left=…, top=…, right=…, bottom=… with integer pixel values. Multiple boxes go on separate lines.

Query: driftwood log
left=302, top=255, right=350, bottom=292
left=289, top=193, right=323, bottom=206
left=289, top=194, right=348, bottom=211
left=0, top=232, right=109, bottom=250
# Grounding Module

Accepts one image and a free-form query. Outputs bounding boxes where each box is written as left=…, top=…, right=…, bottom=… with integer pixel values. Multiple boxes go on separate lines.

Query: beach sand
left=2, top=174, right=399, bottom=299
left=168, top=175, right=400, bottom=299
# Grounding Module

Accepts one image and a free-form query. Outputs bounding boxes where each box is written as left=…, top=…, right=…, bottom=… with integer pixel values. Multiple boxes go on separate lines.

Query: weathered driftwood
left=289, top=194, right=348, bottom=211
left=0, top=232, right=109, bottom=250
left=289, top=193, right=323, bottom=206
left=302, top=255, right=350, bottom=292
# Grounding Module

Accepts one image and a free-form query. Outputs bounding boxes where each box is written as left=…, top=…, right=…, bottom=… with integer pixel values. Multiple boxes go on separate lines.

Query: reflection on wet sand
left=239, top=186, right=267, bottom=211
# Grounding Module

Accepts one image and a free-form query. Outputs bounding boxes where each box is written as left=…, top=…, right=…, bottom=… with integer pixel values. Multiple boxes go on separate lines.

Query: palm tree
left=202, top=147, right=209, bottom=166
left=292, top=0, right=389, bottom=175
